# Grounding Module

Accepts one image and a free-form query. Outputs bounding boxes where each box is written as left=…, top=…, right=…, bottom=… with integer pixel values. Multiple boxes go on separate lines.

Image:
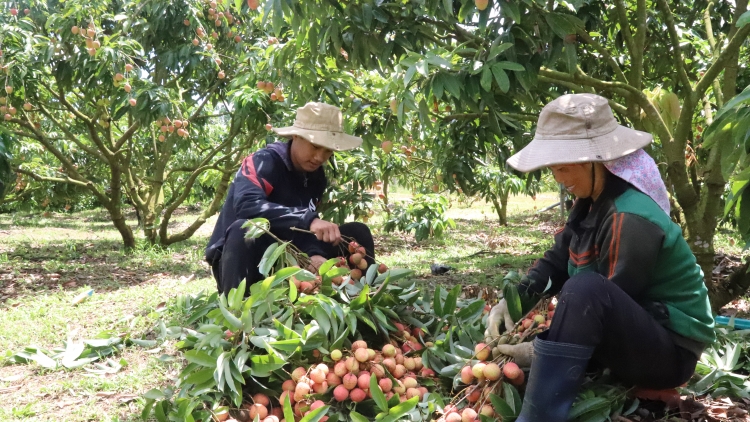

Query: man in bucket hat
left=483, top=94, right=714, bottom=422
left=205, top=102, right=375, bottom=295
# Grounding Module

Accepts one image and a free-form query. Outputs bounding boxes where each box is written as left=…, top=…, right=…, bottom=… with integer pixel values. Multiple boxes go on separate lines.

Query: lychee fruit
left=474, top=343, right=491, bottom=361
left=483, top=362, right=502, bottom=381
left=350, top=388, right=366, bottom=402
left=333, top=384, right=349, bottom=401
left=503, top=362, right=522, bottom=380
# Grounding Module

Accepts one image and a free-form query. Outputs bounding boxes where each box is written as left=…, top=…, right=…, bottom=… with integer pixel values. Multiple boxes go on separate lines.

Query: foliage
left=711, top=85, right=750, bottom=247
left=686, top=319, right=750, bottom=398
left=0, top=0, right=277, bottom=247
left=264, top=0, right=750, bottom=306
left=383, top=194, right=455, bottom=241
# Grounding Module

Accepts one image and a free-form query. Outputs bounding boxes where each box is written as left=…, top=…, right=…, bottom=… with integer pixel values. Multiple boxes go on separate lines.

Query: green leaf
left=143, top=388, right=166, bottom=400
left=318, top=258, right=338, bottom=276
left=504, top=382, right=522, bottom=414
left=242, top=218, right=270, bottom=239
left=480, top=66, right=493, bottom=92
left=299, top=405, right=329, bottom=422
left=433, top=286, right=444, bottom=316
left=494, top=61, right=525, bottom=72
left=258, top=243, right=280, bottom=277
left=490, top=65, right=510, bottom=93
left=283, top=393, right=295, bottom=422
left=737, top=9, right=750, bottom=27
left=350, top=285, right=370, bottom=310
left=382, top=396, right=419, bottom=422
left=490, top=393, right=517, bottom=420
left=442, top=285, right=461, bottom=317
left=503, top=284, right=523, bottom=322
left=370, top=373, right=388, bottom=412
left=250, top=354, right=286, bottom=377
left=185, top=350, right=216, bottom=368
left=568, top=396, right=610, bottom=419
left=488, top=43, right=513, bottom=61
left=350, top=411, right=369, bottom=422
left=227, top=279, right=246, bottom=311
left=456, top=299, right=485, bottom=320
left=220, top=305, right=243, bottom=330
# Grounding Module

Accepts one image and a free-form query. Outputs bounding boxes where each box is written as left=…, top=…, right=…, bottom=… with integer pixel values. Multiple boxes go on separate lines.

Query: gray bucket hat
left=507, top=94, right=653, bottom=172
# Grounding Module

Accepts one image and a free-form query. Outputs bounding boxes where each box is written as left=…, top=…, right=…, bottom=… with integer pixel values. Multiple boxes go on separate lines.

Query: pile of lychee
left=279, top=339, right=435, bottom=418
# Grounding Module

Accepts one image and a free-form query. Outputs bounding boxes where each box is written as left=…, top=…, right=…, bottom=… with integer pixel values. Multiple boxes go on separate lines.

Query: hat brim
left=272, top=126, right=363, bottom=152
left=506, top=125, right=653, bottom=172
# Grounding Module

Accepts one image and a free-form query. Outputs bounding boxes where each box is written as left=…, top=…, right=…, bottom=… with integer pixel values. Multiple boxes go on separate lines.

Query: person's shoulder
left=613, top=188, right=671, bottom=227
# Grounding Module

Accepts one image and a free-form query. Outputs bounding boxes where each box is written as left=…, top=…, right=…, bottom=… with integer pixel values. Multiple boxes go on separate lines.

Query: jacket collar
left=568, top=172, right=631, bottom=232
left=266, top=141, right=295, bottom=171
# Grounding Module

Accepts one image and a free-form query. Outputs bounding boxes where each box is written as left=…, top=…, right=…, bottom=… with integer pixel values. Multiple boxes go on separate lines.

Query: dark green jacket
left=523, top=175, right=715, bottom=356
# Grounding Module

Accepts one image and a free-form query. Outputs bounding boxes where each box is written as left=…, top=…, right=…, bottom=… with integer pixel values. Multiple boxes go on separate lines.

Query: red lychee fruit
left=503, top=362, right=522, bottom=380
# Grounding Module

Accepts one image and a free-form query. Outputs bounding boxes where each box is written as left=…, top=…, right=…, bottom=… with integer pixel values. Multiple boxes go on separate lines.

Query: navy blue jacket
left=205, top=141, right=327, bottom=259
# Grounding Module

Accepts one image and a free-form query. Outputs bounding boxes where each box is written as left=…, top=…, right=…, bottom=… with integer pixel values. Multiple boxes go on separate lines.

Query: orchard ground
left=0, top=192, right=747, bottom=421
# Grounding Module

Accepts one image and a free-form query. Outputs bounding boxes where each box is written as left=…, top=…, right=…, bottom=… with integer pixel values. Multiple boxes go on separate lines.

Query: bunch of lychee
left=71, top=22, right=102, bottom=57
left=338, top=241, right=387, bottom=282
left=154, top=115, right=191, bottom=141
left=442, top=343, right=524, bottom=421
left=495, top=301, right=556, bottom=347
left=279, top=339, right=436, bottom=420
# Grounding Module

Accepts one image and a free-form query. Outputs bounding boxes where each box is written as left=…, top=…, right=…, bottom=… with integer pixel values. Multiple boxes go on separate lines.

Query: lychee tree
left=264, top=0, right=750, bottom=308
left=0, top=0, right=279, bottom=247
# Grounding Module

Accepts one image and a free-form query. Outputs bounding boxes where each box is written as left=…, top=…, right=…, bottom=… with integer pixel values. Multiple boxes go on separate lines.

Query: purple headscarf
left=604, top=149, right=670, bottom=215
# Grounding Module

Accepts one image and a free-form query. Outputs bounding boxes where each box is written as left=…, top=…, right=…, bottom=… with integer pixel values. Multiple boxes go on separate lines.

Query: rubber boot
left=516, top=337, right=594, bottom=422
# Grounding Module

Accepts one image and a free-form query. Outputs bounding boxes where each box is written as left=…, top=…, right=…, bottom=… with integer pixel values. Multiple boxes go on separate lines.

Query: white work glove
left=484, top=298, right=515, bottom=344
left=493, top=342, right=534, bottom=368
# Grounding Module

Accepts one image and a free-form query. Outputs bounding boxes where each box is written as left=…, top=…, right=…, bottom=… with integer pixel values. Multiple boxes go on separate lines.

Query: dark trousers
left=546, top=272, right=699, bottom=389
left=209, top=220, right=375, bottom=295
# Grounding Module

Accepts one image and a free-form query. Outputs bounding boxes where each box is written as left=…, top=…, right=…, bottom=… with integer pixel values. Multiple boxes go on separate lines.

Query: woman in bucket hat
left=205, top=102, right=375, bottom=294
left=484, top=94, right=714, bottom=422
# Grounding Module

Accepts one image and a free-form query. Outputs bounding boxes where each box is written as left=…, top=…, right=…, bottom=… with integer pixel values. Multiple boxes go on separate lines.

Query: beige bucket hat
left=273, top=102, right=363, bottom=151
left=507, top=94, right=653, bottom=172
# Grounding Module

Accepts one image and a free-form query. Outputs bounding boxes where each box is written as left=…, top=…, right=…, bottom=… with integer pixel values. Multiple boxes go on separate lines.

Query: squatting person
left=205, top=102, right=375, bottom=295
left=484, top=93, right=714, bottom=422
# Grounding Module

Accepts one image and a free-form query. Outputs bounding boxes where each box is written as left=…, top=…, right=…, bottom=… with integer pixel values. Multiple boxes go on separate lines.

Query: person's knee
left=558, top=272, right=610, bottom=307
left=341, top=221, right=372, bottom=238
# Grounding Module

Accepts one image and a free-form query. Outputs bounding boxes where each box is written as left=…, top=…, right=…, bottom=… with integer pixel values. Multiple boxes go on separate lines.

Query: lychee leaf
left=299, top=405, right=330, bottom=422
left=283, top=393, right=294, bottom=422
left=370, top=373, right=388, bottom=412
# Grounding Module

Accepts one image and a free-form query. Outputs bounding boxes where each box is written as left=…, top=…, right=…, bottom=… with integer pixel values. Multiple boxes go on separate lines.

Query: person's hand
left=493, top=342, right=534, bottom=368
left=310, top=218, right=341, bottom=245
left=484, top=298, right=516, bottom=344
left=308, top=255, right=327, bottom=274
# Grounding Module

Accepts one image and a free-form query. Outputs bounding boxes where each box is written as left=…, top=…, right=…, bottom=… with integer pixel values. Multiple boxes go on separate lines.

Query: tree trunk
left=107, top=202, right=136, bottom=249
left=490, top=190, right=509, bottom=225
left=709, top=257, right=750, bottom=312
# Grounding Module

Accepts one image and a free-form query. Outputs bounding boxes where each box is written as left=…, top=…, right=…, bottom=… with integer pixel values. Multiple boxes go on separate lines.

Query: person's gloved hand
left=493, top=342, right=534, bottom=368
left=484, top=298, right=515, bottom=345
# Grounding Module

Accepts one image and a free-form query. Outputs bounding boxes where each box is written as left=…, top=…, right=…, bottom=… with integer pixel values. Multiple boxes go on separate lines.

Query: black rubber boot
left=516, top=337, right=594, bottom=422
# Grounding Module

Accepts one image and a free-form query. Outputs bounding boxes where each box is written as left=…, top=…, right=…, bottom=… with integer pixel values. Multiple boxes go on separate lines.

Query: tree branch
left=655, top=0, right=693, bottom=91
left=575, top=30, right=628, bottom=84
left=15, top=167, right=89, bottom=188
left=612, top=0, right=636, bottom=55
left=36, top=105, right=108, bottom=163
left=695, top=22, right=750, bottom=105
